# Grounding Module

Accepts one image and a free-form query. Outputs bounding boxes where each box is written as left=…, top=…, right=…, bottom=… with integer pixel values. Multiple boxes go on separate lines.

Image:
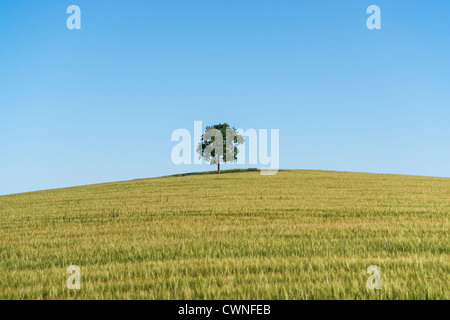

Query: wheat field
left=0, top=169, right=448, bottom=299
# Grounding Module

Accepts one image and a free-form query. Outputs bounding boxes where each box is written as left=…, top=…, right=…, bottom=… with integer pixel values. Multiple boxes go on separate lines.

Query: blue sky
left=0, top=0, right=449, bottom=195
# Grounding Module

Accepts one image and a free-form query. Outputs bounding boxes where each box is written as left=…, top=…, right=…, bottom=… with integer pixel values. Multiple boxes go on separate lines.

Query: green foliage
left=196, top=123, right=244, bottom=172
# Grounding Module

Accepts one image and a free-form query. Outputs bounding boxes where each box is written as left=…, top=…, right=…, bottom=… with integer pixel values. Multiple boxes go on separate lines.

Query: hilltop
left=0, top=170, right=448, bottom=299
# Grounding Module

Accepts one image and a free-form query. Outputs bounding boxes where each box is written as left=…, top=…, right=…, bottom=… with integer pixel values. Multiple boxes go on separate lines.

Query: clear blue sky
left=1, top=0, right=449, bottom=195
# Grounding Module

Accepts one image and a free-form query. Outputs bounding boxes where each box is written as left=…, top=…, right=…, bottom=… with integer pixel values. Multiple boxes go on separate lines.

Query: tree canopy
left=196, top=123, right=244, bottom=174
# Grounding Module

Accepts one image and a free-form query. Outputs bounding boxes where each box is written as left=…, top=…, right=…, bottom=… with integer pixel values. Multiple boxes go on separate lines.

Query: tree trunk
left=217, top=163, right=220, bottom=174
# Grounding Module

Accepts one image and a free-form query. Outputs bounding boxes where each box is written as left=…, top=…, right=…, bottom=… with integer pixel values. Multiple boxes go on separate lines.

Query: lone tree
left=197, top=123, right=244, bottom=174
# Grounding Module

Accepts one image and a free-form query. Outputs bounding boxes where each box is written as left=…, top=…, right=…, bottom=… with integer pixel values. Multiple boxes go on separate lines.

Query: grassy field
left=0, top=169, right=448, bottom=299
